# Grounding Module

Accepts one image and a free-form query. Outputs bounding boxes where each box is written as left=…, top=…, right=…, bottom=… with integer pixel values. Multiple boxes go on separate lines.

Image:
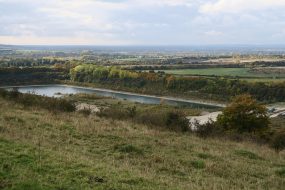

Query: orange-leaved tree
left=217, top=94, right=269, bottom=133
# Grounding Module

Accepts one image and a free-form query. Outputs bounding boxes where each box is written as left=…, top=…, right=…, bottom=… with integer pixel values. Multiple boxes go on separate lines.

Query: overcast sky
left=0, top=0, right=285, bottom=45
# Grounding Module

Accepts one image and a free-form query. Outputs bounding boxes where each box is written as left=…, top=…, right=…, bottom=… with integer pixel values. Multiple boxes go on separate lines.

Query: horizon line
left=2, top=44, right=285, bottom=47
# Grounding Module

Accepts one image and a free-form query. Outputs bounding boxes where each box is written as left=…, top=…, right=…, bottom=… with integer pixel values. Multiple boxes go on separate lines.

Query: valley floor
left=0, top=98, right=284, bottom=189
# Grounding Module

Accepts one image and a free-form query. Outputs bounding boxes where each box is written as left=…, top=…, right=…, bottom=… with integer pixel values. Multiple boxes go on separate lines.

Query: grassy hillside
left=0, top=98, right=284, bottom=190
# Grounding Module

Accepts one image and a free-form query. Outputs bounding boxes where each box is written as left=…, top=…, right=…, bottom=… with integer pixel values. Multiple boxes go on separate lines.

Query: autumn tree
left=217, top=94, right=269, bottom=133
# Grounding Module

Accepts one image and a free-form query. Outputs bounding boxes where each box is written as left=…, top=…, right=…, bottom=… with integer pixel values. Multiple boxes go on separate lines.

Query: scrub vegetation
left=0, top=97, right=285, bottom=190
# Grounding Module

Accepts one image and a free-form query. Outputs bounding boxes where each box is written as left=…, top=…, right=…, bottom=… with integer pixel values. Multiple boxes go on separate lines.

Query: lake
left=3, top=84, right=224, bottom=109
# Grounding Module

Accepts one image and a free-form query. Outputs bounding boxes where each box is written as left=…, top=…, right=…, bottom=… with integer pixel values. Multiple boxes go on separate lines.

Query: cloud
left=131, top=0, right=195, bottom=7
left=272, top=28, right=285, bottom=38
left=200, top=0, right=285, bottom=14
left=205, top=30, right=223, bottom=36
left=0, top=35, right=132, bottom=45
left=0, top=0, right=285, bottom=45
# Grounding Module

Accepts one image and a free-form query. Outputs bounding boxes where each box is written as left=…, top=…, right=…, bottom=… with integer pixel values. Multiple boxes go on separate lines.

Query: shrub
left=99, top=107, right=189, bottom=132
left=165, top=111, right=189, bottom=132
left=127, top=106, right=137, bottom=118
left=271, top=130, right=285, bottom=152
left=49, top=98, right=76, bottom=112
left=135, top=112, right=166, bottom=127
left=217, top=94, right=269, bottom=133
left=0, top=89, right=75, bottom=112
left=78, top=108, right=92, bottom=116
left=0, top=88, right=8, bottom=97
left=97, top=107, right=129, bottom=120
left=195, top=120, right=218, bottom=138
left=9, top=87, right=20, bottom=99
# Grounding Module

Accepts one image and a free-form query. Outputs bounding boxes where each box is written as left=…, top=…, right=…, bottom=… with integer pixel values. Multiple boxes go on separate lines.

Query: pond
left=3, top=84, right=224, bottom=109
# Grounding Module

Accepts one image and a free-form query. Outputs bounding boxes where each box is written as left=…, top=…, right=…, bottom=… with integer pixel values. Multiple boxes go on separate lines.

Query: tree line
left=0, top=67, right=69, bottom=85
left=0, top=58, right=70, bottom=67
left=70, top=64, right=285, bottom=102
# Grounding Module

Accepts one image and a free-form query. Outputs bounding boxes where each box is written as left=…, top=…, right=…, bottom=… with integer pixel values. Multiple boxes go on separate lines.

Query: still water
left=4, top=85, right=223, bottom=109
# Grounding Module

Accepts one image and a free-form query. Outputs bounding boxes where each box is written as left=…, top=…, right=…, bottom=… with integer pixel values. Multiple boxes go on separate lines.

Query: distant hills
left=1, top=44, right=285, bottom=54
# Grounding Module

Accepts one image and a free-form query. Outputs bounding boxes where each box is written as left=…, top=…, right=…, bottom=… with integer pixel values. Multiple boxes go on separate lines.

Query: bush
left=271, top=130, right=285, bottom=152
left=135, top=112, right=164, bottom=126
left=78, top=108, right=92, bottom=116
left=127, top=106, right=137, bottom=118
left=9, top=88, right=20, bottom=99
left=47, top=98, right=75, bottom=112
left=195, top=120, right=218, bottom=138
left=97, top=107, right=129, bottom=120
left=0, top=88, right=8, bottom=97
left=0, top=89, right=75, bottom=112
left=217, top=94, right=269, bottom=133
left=98, top=106, right=189, bottom=132
left=165, top=111, right=189, bottom=132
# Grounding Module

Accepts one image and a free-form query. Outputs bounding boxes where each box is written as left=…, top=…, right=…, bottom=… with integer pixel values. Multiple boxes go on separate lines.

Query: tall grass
left=97, top=106, right=189, bottom=132
left=0, top=98, right=284, bottom=189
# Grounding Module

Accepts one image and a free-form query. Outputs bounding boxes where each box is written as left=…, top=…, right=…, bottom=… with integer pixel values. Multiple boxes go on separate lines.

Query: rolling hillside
left=0, top=98, right=284, bottom=189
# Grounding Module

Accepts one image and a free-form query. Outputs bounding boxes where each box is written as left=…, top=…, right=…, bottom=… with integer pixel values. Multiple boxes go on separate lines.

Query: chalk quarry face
left=187, top=111, right=222, bottom=131
left=76, top=103, right=100, bottom=113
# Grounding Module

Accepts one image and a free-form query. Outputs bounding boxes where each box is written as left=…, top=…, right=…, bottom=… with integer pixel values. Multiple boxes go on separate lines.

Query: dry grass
left=0, top=98, right=284, bottom=189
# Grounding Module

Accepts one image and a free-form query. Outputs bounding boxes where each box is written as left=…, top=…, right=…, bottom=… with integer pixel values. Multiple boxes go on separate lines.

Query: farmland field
left=159, top=68, right=285, bottom=78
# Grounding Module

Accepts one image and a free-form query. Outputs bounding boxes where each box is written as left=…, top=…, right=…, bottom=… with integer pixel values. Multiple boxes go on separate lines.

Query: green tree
left=217, top=94, right=269, bottom=133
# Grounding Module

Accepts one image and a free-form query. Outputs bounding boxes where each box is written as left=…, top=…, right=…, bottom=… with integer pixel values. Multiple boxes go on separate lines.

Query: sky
left=0, top=0, right=285, bottom=45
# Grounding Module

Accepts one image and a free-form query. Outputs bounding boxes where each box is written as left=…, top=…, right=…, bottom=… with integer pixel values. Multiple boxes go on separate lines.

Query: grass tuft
left=191, top=160, right=206, bottom=169
left=234, top=150, right=262, bottom=160
left=197, top=153, right=214, bottom=160
left=276, top=168, right=285, bottom=177
left=114, top=144, right=144, bottom=155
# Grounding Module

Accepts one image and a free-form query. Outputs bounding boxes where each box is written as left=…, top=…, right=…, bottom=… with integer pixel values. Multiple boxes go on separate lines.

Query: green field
left=160, top=68, right=285, bottom=78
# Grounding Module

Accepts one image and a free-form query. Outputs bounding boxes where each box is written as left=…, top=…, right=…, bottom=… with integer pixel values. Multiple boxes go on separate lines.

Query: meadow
left=160, top=68, right=285, bottom=78
left=0, top=97, right=284, bottom=189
